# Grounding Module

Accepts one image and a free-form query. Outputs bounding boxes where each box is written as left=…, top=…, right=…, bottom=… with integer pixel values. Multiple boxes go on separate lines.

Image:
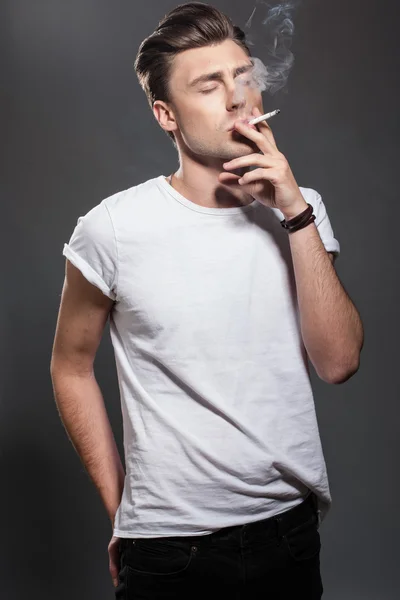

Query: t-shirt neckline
left=156, top=175, right=259, bottom=215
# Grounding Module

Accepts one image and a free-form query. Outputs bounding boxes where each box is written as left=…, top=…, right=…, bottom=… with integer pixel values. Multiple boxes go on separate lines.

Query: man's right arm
left=50, top=259, right=125, bottom=530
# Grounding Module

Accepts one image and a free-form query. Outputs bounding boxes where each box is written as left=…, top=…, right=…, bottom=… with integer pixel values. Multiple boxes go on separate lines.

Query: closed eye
left=200, top=87, right=218, bottom=94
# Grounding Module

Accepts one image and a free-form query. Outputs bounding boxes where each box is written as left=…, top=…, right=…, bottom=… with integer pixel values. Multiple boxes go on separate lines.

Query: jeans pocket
left=283, top=512, right=321, bottom=562
left=124, top=539, right=195, bottom=576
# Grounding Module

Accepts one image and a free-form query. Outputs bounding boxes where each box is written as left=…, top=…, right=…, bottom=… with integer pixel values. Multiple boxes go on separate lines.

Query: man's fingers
left=234, top=121, right=276, bottom=155
left=218, top=172, right=242, bottom=187
left=108, top=537, right=121, bottom=587
left=110, top=557, right=120, bottom=587
left=109, top=558, right=119, bottom=576
left=251, top=106, right=278, bottom=148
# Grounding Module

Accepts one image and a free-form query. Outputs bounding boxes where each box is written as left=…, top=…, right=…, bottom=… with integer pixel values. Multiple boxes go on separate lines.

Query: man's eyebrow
left=188, top=62, right=253, bottom=88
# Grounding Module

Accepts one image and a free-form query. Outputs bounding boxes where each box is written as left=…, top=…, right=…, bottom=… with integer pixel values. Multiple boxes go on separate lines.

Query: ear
left=153, top=101, right=178, bottom=135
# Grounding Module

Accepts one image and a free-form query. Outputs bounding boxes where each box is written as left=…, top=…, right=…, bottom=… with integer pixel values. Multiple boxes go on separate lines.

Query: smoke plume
left=233, top=1, right=301, bottom=110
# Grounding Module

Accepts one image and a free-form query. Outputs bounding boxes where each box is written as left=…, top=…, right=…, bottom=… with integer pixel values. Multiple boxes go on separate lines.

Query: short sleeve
left=311, top=190, right=340, bottom=258
left=63, top=201, right=118, bottom=300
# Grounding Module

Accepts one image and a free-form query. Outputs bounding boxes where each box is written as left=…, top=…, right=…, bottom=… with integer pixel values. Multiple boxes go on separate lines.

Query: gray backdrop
left=2, top=1, right=399, bottom=598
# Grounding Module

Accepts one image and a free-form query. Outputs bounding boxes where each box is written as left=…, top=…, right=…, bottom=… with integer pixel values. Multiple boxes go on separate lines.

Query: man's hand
left=219, top=106, right=308, bottom=220
left=108, top=535, right=122, bottom=588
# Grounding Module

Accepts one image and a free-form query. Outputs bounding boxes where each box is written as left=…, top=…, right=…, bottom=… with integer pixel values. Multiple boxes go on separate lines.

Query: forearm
left=51, top=367, right=125, bottom=527
left=287, top=221, right=364, bottom=383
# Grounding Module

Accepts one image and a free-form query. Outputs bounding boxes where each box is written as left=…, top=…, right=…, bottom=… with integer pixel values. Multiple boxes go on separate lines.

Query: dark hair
left=134, top=2, right=251, bottom=144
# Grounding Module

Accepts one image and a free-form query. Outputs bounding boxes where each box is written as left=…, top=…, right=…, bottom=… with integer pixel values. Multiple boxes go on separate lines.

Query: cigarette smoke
left=233, top=1, right=301, bottom=110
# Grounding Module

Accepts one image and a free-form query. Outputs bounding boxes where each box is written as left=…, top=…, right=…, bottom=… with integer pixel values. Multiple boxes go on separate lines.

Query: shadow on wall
left=1, top=419, right=119, bottom=598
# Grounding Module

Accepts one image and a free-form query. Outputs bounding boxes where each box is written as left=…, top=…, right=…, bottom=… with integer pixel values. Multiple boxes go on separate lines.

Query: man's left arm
left=287, top=220, right=364, bottom=384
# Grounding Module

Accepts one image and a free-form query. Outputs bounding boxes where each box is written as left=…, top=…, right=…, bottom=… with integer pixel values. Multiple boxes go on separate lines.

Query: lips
left=227, top=120, right=257, bottom=132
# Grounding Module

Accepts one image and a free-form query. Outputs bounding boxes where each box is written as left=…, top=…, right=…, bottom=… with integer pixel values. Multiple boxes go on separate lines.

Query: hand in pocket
left=108, top=535, right=122, bottom=587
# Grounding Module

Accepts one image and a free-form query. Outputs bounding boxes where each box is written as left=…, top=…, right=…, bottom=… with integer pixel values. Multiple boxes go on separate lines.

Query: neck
left=168, top=156, right=254, bottom=209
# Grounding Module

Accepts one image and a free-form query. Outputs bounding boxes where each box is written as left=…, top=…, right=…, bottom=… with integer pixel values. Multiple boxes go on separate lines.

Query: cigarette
left=248, top=109, right=281, bottom=125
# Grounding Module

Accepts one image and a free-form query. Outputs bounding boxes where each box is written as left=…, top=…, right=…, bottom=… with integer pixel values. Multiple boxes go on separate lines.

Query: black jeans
left=115, top=492, right=323, bottom=599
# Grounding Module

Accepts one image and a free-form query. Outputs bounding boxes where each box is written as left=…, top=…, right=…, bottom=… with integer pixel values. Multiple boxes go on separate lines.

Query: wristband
left=280, top=203, right=316, bottom=233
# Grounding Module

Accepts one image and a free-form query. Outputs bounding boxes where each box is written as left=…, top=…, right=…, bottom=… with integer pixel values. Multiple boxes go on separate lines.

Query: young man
left=50, top=3, right=363, bottom=598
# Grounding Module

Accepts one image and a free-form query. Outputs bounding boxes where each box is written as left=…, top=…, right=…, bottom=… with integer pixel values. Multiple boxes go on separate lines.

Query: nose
left=226, top=82, right=247, bottom=112
left=227, top=95, right=246, bottom=113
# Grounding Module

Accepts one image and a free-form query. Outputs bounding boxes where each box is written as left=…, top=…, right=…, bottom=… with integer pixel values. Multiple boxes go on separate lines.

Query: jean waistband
left=213, top=491, right=318, bottom=542
left=119, top=492, right=319, bottom=549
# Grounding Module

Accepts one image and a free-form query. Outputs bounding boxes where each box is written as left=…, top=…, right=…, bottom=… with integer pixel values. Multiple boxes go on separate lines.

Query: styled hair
left=134, top=2, right=251, bottom=144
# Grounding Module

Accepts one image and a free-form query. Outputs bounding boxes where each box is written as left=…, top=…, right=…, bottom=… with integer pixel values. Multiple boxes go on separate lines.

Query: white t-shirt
left=63, top=175, right=340, bottom=538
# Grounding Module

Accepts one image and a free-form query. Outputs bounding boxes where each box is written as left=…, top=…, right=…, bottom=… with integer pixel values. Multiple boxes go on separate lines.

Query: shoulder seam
left=103, top=202, right=119, bottom=298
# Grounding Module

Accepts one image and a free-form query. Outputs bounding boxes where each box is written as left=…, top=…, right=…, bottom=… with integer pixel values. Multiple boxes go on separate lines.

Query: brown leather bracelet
left=286, top=213, right=316, bottom=233
left=280, top=203, right=316, bottom=233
